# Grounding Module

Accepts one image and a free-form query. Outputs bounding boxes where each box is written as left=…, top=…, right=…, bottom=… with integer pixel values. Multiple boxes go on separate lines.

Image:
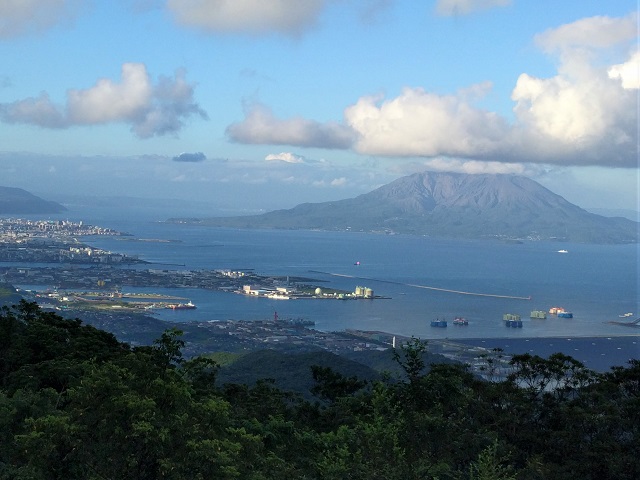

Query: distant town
left=0, top=218, right=139, bottom=264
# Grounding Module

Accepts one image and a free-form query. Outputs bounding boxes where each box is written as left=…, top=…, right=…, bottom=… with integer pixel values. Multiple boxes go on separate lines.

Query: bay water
left=26, top=203, right=638, bottom=342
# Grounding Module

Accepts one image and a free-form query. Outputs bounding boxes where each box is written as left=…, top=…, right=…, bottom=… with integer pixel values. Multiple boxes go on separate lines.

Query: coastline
left=66, top=306, right=638, bottom=374
left=453, top=335, right=639, bottom=373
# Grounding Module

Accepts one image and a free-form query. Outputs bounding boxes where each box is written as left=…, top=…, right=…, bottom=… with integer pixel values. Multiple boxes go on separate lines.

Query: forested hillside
left=1, top=302, right=638, bottom=479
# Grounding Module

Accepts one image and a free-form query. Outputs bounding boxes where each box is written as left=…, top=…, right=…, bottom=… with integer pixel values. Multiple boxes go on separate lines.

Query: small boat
left=619, top=312, right=634, bottom=318
left=557, top=249, right=568, bottom=253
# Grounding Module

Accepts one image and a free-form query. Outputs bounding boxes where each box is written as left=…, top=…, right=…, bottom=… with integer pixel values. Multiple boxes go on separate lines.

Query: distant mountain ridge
left=0, top=186, right=66, bottom=214
left=169, top=172, right=638, bottom=244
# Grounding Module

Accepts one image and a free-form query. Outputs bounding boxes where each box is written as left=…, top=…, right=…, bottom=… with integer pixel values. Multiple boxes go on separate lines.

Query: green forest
left=1, top=301, right=638, bottom=479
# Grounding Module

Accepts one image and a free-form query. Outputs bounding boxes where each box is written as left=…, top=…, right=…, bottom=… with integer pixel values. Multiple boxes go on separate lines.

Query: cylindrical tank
left=364, top=288, right=373, bottom=298
left=314, top=287, right=322, bottom=295
left=355, top=286, right=363, bottom=296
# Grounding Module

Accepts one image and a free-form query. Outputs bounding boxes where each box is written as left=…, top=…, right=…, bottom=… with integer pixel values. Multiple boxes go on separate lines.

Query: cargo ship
left=430, top=319, right=447, bottom=327
left=549, top=307, right=572, bottom=318
left=530, top=310, right=547, bottom=319
left=453, top=317, right=468, bottom=325
left=503, top=313, right=523, bottom=328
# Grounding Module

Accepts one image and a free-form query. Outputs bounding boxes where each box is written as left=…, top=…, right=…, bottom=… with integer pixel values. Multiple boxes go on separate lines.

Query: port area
left=2, top=265, right=390, bottom=306
left=29, top=290, right=193, bottom=313
left=39, top=300, right=638, bottom=377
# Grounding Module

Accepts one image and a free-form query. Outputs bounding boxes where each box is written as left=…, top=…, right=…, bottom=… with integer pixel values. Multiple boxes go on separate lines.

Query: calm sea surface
left=16, top=204, right=639, bottom=342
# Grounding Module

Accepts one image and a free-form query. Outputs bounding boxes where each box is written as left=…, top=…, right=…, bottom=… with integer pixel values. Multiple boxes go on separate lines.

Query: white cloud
left=421, top=158, right=533, bottom=175
left=509, top=14, right=638, bottom=166
left=166, top=0, right=327, bottom=36
left=0, top=0, right=83, bottom=38
left=608, top=51, right=640, bottom=89
left=510, top=65, right=636, bottom=157
left=330, top=177, right=347, bottom=186
left=534, top=12, right=638, bottom=53
left=226, top=103, right=355, bottom=148
left=0, top=92, right=67, bottom=128
left=0, top=63, right=207, bottom=138
left=435, top=0, right=511, bottom=16
left=226, top=13, right=638, bottom=168
left=265, top=152, right=306, bottom=163
left=68, top=63, right=152, bottom=124
left=344, top=87, right=509, bottom=157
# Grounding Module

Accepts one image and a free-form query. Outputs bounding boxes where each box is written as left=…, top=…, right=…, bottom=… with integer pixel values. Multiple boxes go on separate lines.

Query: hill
left=169, top=172, right=638, bottom=244
left=0, top=186, right=66, bottom=214
left=0, top=282, right=22, bottom=307
left=217, top=349, right=383, bottom=400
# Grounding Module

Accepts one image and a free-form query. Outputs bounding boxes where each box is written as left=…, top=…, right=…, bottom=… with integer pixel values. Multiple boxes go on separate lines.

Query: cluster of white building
left=217, top=270, right=247, bottom=278
left=239, top=284, right=375, bottom=300
left=241, top=285, right=294, bottom=299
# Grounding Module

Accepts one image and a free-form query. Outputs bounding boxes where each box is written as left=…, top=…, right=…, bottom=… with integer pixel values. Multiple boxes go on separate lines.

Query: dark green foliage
left=0, top=283, right=23, bottom=308
left=1, top=303, right=639, bottom=479
left=0, top=300, right=127, bottom=393
left=310, top=365, right=367, bottom=402
left=217, top=349, right=381, bottom=400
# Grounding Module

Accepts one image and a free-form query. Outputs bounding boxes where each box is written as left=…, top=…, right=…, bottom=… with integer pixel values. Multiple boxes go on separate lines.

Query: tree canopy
left=1, top=301, right=638, bottom=479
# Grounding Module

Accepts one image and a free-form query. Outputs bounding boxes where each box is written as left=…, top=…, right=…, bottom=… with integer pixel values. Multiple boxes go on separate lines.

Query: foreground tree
left=1, top=303, right=638, bottom=479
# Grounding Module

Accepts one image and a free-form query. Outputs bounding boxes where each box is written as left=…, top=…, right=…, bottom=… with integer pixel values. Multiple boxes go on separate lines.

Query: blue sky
left=0, top=0, right=638, bottom=214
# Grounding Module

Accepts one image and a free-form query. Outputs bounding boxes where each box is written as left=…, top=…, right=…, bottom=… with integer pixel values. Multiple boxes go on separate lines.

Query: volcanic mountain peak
left=169, top=171, right=638, bottom=244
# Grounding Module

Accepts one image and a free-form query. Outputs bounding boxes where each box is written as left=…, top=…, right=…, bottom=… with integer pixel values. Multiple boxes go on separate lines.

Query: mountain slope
left=0, top=186, right=66, bottom=214
left=217, top=349, right=383, bottom=400
left=170, top=172, right=638, bottom=244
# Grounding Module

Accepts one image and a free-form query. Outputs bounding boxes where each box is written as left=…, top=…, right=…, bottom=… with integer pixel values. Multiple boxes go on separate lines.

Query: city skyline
left=0, top=1, right=637, bottom=213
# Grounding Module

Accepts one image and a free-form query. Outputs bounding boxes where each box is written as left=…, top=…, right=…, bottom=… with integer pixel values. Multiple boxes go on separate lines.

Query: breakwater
left=310, top=271, right=531, bottom=300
